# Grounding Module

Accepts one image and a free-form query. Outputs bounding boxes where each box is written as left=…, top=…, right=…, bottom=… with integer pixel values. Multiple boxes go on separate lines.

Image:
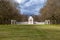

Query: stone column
left=45, top=20, right=50, bottom=24
left=11, top=20, right=16, bottom=24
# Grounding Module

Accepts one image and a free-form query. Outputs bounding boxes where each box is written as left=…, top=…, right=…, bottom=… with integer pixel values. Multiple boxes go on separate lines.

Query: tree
left=40, top=0, right=60, bottom=24
left=0, top=0, right=22, bottom=24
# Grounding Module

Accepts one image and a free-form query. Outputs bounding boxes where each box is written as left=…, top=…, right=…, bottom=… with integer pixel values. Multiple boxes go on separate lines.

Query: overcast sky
left=15, top=0, right=47, bottom=15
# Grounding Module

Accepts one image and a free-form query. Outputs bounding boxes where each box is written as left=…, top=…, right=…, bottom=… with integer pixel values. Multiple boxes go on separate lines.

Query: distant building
left=28, top=16, right=34, bottom=24
left=11, top=20, right=16, bottom=24
left=45, top=20, right=50, bottom=24
left=11, top=17, right=51, bottom=25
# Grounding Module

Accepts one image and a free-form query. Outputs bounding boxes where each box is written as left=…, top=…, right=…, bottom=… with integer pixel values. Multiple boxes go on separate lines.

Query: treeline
left=0, top=0, right=60, bottom=24
left=39, top=0, right=60, bottom=24
left=0, top=0, right=25, bottom=24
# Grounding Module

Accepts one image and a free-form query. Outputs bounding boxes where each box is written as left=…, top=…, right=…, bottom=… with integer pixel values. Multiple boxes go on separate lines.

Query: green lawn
left=0, top=24, right=60, bottom=40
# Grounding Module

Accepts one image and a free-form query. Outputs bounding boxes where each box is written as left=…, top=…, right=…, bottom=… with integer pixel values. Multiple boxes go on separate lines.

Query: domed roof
left=29, top=16, right=33, bottom=19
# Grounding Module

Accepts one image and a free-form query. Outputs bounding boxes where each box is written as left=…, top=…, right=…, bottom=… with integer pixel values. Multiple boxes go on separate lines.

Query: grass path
left=0, top=25, right=60, bottom=40
left=35, top=25, right=60, bottom=40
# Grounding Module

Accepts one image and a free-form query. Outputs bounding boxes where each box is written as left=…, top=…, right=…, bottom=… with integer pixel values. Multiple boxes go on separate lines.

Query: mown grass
left=0, top=24, right=60, bottom=40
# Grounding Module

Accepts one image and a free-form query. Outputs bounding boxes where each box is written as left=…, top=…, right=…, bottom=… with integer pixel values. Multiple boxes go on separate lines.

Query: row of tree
left=39, top=0, right=60, bottom=24
left=0, top=0, right=60, bottom=24
left=0, top=0, right=25, bottom=24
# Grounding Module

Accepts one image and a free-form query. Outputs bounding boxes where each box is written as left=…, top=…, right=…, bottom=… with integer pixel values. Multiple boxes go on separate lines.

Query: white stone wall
left=16, top=22, right=28, bottom=24
left=12, top=20, right=50, bottom=25
left=16, top=22, right=45, bottom=24
left=34, top=22, right=45, bottom=24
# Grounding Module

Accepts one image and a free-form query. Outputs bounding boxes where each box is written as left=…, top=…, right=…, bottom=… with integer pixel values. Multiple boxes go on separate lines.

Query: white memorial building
left=28, top=16, right=33, bottom=24
left=11, top=16, right=50, bottom=24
